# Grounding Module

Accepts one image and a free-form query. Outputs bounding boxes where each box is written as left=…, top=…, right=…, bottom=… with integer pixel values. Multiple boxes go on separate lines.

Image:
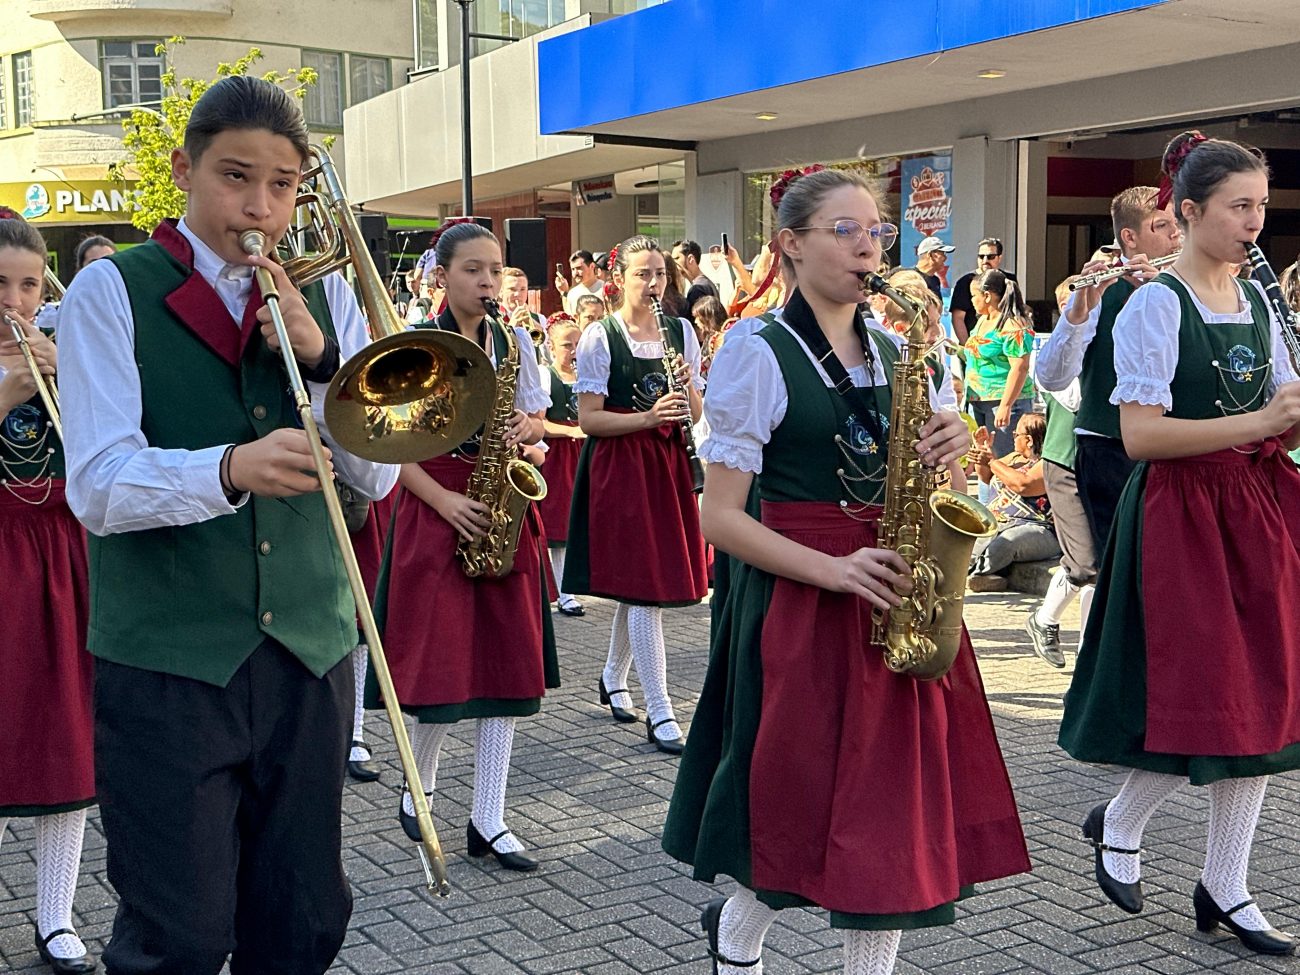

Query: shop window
left=414, top=0, right=439, bottom=72
left=102, top=41, right=164, bottom=110
left=350, top=55, right=390, bottom=105
left=14, top=52, right=33, bottom=127
left=303, top=50, right=344, bottom=128
left=0, top=60, right=7, bottom=129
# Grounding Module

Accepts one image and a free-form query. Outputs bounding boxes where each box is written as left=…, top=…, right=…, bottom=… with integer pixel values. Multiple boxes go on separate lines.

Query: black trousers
left=95, top=640, right=353, bottom=975
left=1073, top=435, right=1138, bottom=559
left=1042, top=460, right=1097, bottom=587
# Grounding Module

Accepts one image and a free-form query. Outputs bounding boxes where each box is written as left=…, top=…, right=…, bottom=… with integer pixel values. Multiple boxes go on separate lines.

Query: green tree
left=108, top=37, right=321, bottom=232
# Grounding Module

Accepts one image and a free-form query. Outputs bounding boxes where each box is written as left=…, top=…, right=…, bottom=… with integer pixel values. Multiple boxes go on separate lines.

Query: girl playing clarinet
left=1060, top=131, right=1300, bottom=955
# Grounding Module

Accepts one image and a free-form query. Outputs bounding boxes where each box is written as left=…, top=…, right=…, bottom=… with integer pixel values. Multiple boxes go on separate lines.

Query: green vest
left=598, top=314, right=686, bottom=410
left=1041, top=393, right=1078, bottom=470
left=1157, top=273, right=1272, bottom=420
left=758, top=319, right=897, bottom=504
left=86, top=239, right=355, bottom=686
left=1075, top=279, right=1135, bottom=439
left=546, top=366, right=577, bottom=423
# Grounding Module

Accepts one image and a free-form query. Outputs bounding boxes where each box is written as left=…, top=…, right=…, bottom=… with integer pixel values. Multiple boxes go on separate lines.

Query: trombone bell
left=326, top=331, right=496, bottom=465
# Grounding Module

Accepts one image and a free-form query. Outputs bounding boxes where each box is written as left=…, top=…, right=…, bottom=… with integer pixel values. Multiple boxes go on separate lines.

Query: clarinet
left=1242, top=241, right=1300, bottom=372
left=650, top=297, right=706, bottom=493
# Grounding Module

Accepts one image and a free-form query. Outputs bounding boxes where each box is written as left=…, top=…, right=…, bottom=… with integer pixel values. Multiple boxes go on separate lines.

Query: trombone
left=241, top=145, right=495, bottom=898
left=3, top=308, right=61, bottom=441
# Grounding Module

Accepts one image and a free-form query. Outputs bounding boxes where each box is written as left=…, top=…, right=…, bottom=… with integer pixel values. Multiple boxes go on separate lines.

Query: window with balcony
left=14, top=52, right=33, bottom=127
left=414, top=0, right=439, bottom=71
left=350, top=55, right=390, bottom=105
left=102, top=40, right=165, bottom=110
left=302, top=50, right=344, bottom=127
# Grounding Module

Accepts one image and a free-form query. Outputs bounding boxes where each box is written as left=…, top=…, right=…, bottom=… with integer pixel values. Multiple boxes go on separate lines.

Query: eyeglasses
left=792, top=220, right=899, bottom=250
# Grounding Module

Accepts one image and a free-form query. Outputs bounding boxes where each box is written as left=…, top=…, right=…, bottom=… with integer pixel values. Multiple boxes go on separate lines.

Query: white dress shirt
left=58, top=217, right=398, bottom=536
left=573, top=312, right=706, bottom=397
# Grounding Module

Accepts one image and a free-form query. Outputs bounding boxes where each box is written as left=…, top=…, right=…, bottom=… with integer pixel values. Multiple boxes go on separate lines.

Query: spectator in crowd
left=574, top=293, right=607, bottom=326
left=912, top=235, right=954, bottom=299
left=671, top=240, right=717, bottom=292
left=74, top=235, right=116, bottom=273
left=556, top=250, right=601, bottom=314
left=410, top=241, right=437, bottom=295
left=967, top=412, right=1059, bottom=593
left=962, top=268, right=1035, bottom=457
left=661, top=251, right=689, bottom=318
left=690, top=295, right=727, bottom=378
left=950, top=237, right=1017, bottom=342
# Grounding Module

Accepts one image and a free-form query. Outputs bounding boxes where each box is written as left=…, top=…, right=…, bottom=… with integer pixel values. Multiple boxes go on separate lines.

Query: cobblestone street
left=3, top=590, right=1299, bottom=974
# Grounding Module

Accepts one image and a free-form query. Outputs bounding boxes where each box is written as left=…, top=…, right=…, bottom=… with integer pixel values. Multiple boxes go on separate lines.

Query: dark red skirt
left=381, top=456, right=547, bottom=708
left=748, top=502, right=1029, bottom=915
left=564, top=418, right=708, bottom=606
left=353, top=488, right=398, bottom=602
left=1141, top=441, right=1300, bottom=755
left=537, top=430, right=581, bottom=544
left=0, top=482, right=95, bottom=814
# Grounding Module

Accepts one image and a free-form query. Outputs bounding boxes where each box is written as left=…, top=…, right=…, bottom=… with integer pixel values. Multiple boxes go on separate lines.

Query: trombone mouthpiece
left=239, top=230, right=268, bottom=257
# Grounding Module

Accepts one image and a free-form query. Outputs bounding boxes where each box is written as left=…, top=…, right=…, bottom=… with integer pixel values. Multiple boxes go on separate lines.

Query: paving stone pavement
left=3, top=589, right=1299, bottom=973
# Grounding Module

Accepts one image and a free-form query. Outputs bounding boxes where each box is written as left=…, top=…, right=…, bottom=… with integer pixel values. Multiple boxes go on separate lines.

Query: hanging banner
left=899, top=153, right=954, bottom=267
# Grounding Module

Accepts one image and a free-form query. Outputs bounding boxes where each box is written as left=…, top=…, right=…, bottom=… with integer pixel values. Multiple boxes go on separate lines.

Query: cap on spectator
left=916, top=236, right=955, bottom=256
left=593, top=251, right=609, bottom=271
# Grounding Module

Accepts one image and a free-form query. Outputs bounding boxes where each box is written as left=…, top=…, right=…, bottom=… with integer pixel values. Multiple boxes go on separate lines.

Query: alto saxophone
left=457, top=299, right=548, bottom=578
left=861, top=274, right=997, bottom=680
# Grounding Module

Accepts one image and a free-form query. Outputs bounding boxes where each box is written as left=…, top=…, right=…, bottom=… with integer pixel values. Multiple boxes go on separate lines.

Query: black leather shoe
left=701, top=897, right=760, bottom=974
left=557, top=597, right=585, bottom=617
left=1081, top=802, right=1143, bottom=914
left=346, top=739, right=382, bottom=783
left=35, top=928, right=96, bottom=974
left=598, top=677, right=638, bottom=723
left=398, top=790, right=434, bottom=843
left=1193, top=881, right=1297, bottom=955
left=1025, top=612, right=1066, bottom=669
left=647, top=716, right=685, bottom=755
left=467, top=820, right=538, bottom=872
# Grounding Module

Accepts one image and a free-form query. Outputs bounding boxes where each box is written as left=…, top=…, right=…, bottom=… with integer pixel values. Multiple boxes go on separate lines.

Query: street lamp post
left=451, top=0, right=519, bottom=219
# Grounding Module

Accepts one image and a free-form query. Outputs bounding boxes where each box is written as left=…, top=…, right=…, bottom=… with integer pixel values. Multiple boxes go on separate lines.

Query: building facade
left=2, top=0, right=413, bottom=276
left=345, top=0, right=1300, bottom=317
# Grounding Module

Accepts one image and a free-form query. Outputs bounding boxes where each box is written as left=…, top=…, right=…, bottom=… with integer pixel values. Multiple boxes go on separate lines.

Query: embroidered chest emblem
left=1224, top=344, right=1257, bottom=384
left=631, top=371, right=670, bottom=411
left=2, top=404, right=42, bottom=444
left=843, top=413, right=886, bottom=455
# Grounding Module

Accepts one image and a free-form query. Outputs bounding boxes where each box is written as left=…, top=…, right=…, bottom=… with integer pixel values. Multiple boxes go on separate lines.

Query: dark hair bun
left=1161, top=130, right=1209, bottom=182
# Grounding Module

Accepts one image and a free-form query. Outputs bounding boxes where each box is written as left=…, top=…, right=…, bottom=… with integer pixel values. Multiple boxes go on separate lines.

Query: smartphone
left=721, top=232, right=730, bottom=254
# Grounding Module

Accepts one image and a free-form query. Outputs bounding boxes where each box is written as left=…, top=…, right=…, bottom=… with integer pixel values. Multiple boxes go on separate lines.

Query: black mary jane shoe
left=646, top=716, right=686, bottom=756
left=467, top=820, right=539, bottom=872
left=598, top=677, right=639, bottom=724
left=398, top=790, right=434, bottom=843
left=346, top=739, right=382, bottom=783
left=556, top=598, right=585, bottom=617
left=700, top=897, right=759, bottom=974
left=1193, top=881, right=1297, bottom=955
left=35, top=928, right=97, bottom=974
left=1081, top=801, right=1143, bottom=914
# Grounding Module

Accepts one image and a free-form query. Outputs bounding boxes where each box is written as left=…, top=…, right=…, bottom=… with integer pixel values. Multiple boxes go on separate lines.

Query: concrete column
left=687, top=163, right=743, bottom=247
left=1017, top=140, right=1049, bottom=302
left=951, top=136, right=1018, bottom=279
left=574, top=193, right=637, bottom=254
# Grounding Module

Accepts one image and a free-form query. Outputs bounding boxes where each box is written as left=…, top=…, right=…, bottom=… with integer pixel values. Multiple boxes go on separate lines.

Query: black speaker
left=505, top=218, right=549, bottom=289
left=356, top=212, right=391, bottom=281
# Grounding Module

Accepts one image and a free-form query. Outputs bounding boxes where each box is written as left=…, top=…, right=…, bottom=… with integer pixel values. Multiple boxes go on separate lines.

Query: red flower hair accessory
left=602, top=244, right=622, bottom=299
left=769, top=164, right=826, bottom=211
left=1156, top=131, right=1209, bottom=210
left=0, top=206, right=21, bottom=221
left=546, top=311, right=576, bottom=327
left=425, top=215, right=481, bottom=252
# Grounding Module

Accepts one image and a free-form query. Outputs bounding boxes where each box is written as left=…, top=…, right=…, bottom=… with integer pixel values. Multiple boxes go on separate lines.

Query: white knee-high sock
left=1078, top=584, right=1095, bottom=636
left=1036, top=570, right=1077, bottom=627
left=36, top=810, right=88, bottom=960
left=843, top=930, right=902, bottom=975
left=472, top=717, right=523, bottom=853
left=602, top=603, right=634, bottom=710
left=1102, top=770, right=1185, bottom=883
left=0, top=817, right=7, bottom=851
left=1203, top=775, right=1271, bottom=931
left=402, top=721, right=452, bottom=816
left=627, top=605, right=678, bottom=738
left=349, top=644, right=370, bottom=762
left=717, top=887, right=779, bottom=973
left=549, top=546, right=572, bottom=601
